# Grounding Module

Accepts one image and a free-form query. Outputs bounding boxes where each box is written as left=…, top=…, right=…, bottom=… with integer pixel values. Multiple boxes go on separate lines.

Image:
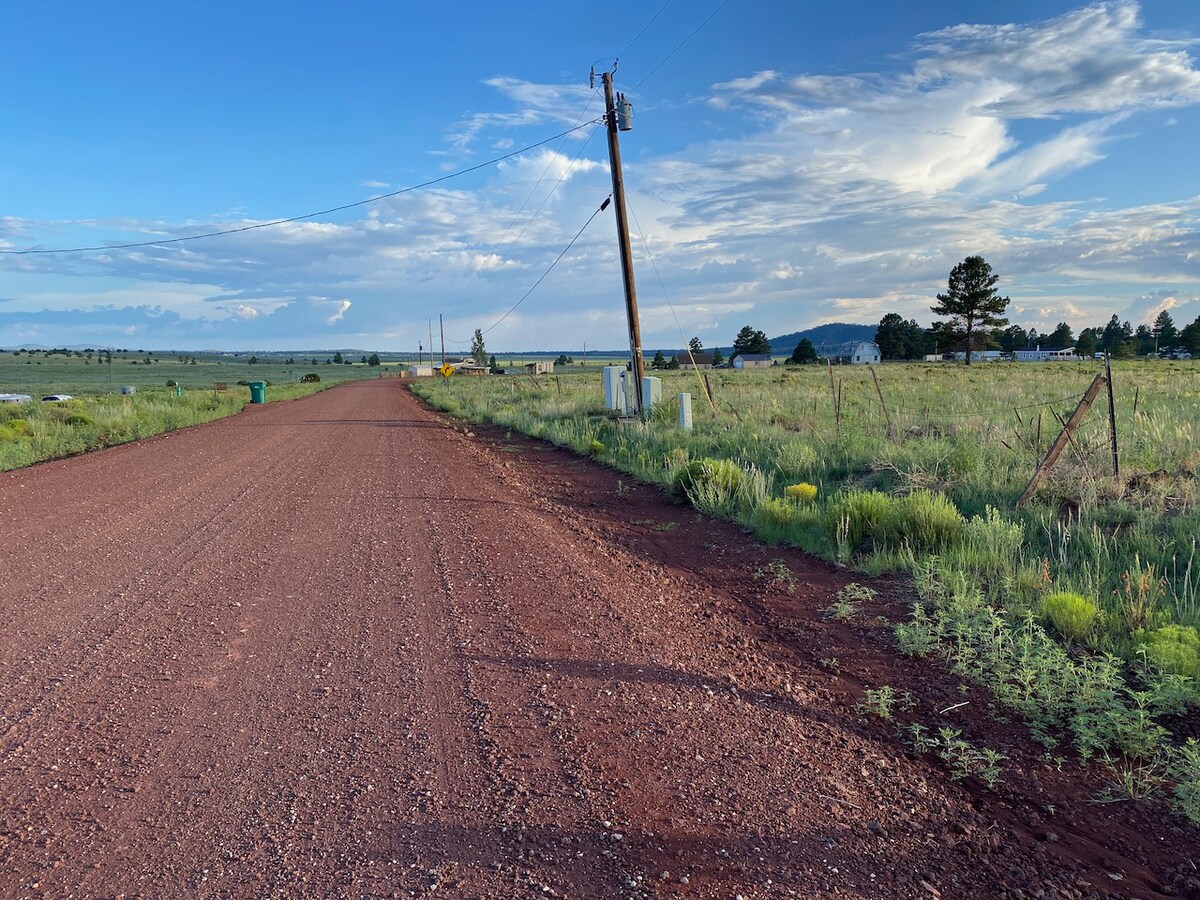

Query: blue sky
left=2, top=0, right=1199, bottom=351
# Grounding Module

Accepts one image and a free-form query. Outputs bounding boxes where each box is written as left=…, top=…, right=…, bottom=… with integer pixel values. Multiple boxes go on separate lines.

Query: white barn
left=832, top=340, right=881, bottom=365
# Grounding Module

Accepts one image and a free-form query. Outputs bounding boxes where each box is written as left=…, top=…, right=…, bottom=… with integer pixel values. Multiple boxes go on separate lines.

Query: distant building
left=407, top=365, right=435, bottom=377
left=732, top=353, right=774, bottom=369
left=524, top=361, right=554, bottom=375
left=1014, top=347, right=1079, bottom=362
left=673, top=351, right=714, bottom=369
left=951, top=350, right=1004, bottom=362
left=831, top=340, right=881, bottom=365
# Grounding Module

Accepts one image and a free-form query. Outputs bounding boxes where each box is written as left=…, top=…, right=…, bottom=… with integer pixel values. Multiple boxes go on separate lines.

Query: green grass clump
left=672, top=457, right=744, bottom=497
left=1140, top=624, right=1200, bottom=678
left=63, top=413, right=95, bottom=426
left=883, top=490, right=964, bottom=551
left=828, top=489, right=962, bottom=556
left=758, top=497, right=797, bottom=527
left=6, top=419, right=33, bottom=437
left=1039, top=592, right=1099, bottom=641
left=828, top=489, right=894, bottom=551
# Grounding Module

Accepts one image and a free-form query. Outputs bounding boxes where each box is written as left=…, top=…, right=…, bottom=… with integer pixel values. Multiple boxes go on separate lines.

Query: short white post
left=678, top=392, right=693, bottom=430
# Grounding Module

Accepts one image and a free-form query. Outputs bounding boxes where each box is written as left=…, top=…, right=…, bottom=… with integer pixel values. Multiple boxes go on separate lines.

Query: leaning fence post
left=1016, top=374, right=1107, bottom=507
left=870, top=365, right=895, bottom=440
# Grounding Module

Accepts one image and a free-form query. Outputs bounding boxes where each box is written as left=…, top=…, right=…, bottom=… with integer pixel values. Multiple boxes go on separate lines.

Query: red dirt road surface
left=1, top=379, right=1197, bottom=899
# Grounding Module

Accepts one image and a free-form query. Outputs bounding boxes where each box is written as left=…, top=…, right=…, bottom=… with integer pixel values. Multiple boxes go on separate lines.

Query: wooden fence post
left=1105, top=353, right=1119, bottom=477
left=1016, top=374, right=1107, bottom=507
left=870, top=366, right=895, bottom=440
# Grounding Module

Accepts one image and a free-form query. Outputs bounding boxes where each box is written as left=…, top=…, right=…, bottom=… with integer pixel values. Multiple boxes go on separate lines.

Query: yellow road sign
left=440, top=363, right=455, bottom=378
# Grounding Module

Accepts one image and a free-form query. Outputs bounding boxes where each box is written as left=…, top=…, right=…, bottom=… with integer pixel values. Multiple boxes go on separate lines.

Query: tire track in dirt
left=1, top=379, right=1197, bottom=899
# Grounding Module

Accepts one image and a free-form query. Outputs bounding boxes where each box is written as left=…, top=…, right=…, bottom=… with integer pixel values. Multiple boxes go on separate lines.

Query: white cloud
left=325, top=299, right=351, bottom=324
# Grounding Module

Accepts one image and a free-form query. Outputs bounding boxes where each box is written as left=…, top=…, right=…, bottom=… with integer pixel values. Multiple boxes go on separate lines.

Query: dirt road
left=0, top=379, right=1196, bottom=899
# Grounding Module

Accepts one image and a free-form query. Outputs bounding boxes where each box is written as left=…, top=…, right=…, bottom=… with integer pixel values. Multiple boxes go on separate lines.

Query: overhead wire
left=0, top=120, right=601, bottom=256
left=629, top=0, right=733, bottom=95
left=472, top=195, right=613, bottom=338
left=626, top=198, right=716, bottom=412
left=444, top=96, right=605, bottom=343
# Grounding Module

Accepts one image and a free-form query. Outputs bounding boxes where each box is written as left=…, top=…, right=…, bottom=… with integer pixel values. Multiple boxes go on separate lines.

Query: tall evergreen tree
left=1153, top=310, right=1178, bottom=351
left=930, top=256, right=1010, bottom=365
left=470, top=329, right=487, bottom=366
left=731, top=325, right=771, bottom=358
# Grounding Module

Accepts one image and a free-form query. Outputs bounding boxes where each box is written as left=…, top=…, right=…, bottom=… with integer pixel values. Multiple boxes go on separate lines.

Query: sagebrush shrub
left=1039, top=592, right=1099, bottom=641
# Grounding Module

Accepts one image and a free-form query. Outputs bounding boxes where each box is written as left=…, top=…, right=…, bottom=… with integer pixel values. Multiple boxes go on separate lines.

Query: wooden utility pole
left=439, top=314, right=446, bottom=368
left=1016, top=374, right=1107, bottom=506
left=602, top=70, right=646, bottom=414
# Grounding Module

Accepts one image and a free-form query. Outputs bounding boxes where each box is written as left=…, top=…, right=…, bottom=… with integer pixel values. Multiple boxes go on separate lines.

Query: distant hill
left=768, top=322, right=876, bottom=355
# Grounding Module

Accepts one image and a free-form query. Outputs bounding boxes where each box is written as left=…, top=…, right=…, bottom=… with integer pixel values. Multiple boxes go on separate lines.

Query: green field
left=413, top=359, right=1200, bottom=816
left=0, top=349, right=387, bottom=471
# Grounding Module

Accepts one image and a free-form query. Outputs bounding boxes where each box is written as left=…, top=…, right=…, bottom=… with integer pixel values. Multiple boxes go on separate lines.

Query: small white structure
left=407, top=365, right=434, bottom=377
left=641, top=375, right=662, bottom=408
left=832, top=341, right=881, bottom=365
left=524, top=361, right=554, bottom=375
left=1014, top=347, right=1079, bottom=362
left=733, top=353, right=773, bottom=369
left=952, top=350, right=1003, bottom=362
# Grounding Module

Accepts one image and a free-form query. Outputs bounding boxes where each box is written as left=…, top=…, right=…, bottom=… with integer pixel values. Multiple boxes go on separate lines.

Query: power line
left=0, top=120, right=601, bottom=256
left=474, top=195, right=612, bottom=338
left=618, top=0, right=674, bottom=61
left=629, top=0, right=733, bottom=95
left=444, top=97, right=604, bottom=339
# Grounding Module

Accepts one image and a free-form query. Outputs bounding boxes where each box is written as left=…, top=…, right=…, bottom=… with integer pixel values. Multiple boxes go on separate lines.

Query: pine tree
left=931, top=256, right=1010, bottom=365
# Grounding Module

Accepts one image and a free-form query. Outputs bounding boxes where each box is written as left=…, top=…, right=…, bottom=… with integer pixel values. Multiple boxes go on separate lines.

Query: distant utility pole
left=600, top=68, right=646, bottom=414
left=439, top=314, right=446, bottom=367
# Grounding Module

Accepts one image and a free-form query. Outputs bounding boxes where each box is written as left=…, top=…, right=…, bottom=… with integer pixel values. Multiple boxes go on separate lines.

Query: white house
left=832, top=340, right=881, bottom=365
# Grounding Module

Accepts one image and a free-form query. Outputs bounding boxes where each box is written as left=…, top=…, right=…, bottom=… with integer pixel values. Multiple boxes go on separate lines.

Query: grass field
left=412, top=359, right=1200, bottom=814
left=0, top=349, right=387, bottom=471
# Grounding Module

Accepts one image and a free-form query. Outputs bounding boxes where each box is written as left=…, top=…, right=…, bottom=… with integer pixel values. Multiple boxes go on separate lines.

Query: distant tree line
left=646, top=254, right=1199, bottom=369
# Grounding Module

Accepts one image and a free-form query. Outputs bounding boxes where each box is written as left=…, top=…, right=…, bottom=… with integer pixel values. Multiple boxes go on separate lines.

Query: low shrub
left=6, top=419, right=32, bottom=438
left=1039, top=592, right=1099, bottom=641
left=784, top=482, right=818, bottom=503
left=63, top=413, right=95, bottom=427
left=301, top=373, right=321, bottom=383
left=1140, top=625, right=1200, bottom=679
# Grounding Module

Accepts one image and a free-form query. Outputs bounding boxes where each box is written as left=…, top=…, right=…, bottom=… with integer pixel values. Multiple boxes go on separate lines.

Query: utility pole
left=439, top=314, right=446, bottom=367
left=601, top=69, right=646, bottom=414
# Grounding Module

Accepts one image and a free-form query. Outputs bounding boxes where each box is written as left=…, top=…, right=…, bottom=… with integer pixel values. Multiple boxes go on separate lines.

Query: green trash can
left=174, top=384, right=184, bottom=397
left=248, top=381, right=266, bottom=404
